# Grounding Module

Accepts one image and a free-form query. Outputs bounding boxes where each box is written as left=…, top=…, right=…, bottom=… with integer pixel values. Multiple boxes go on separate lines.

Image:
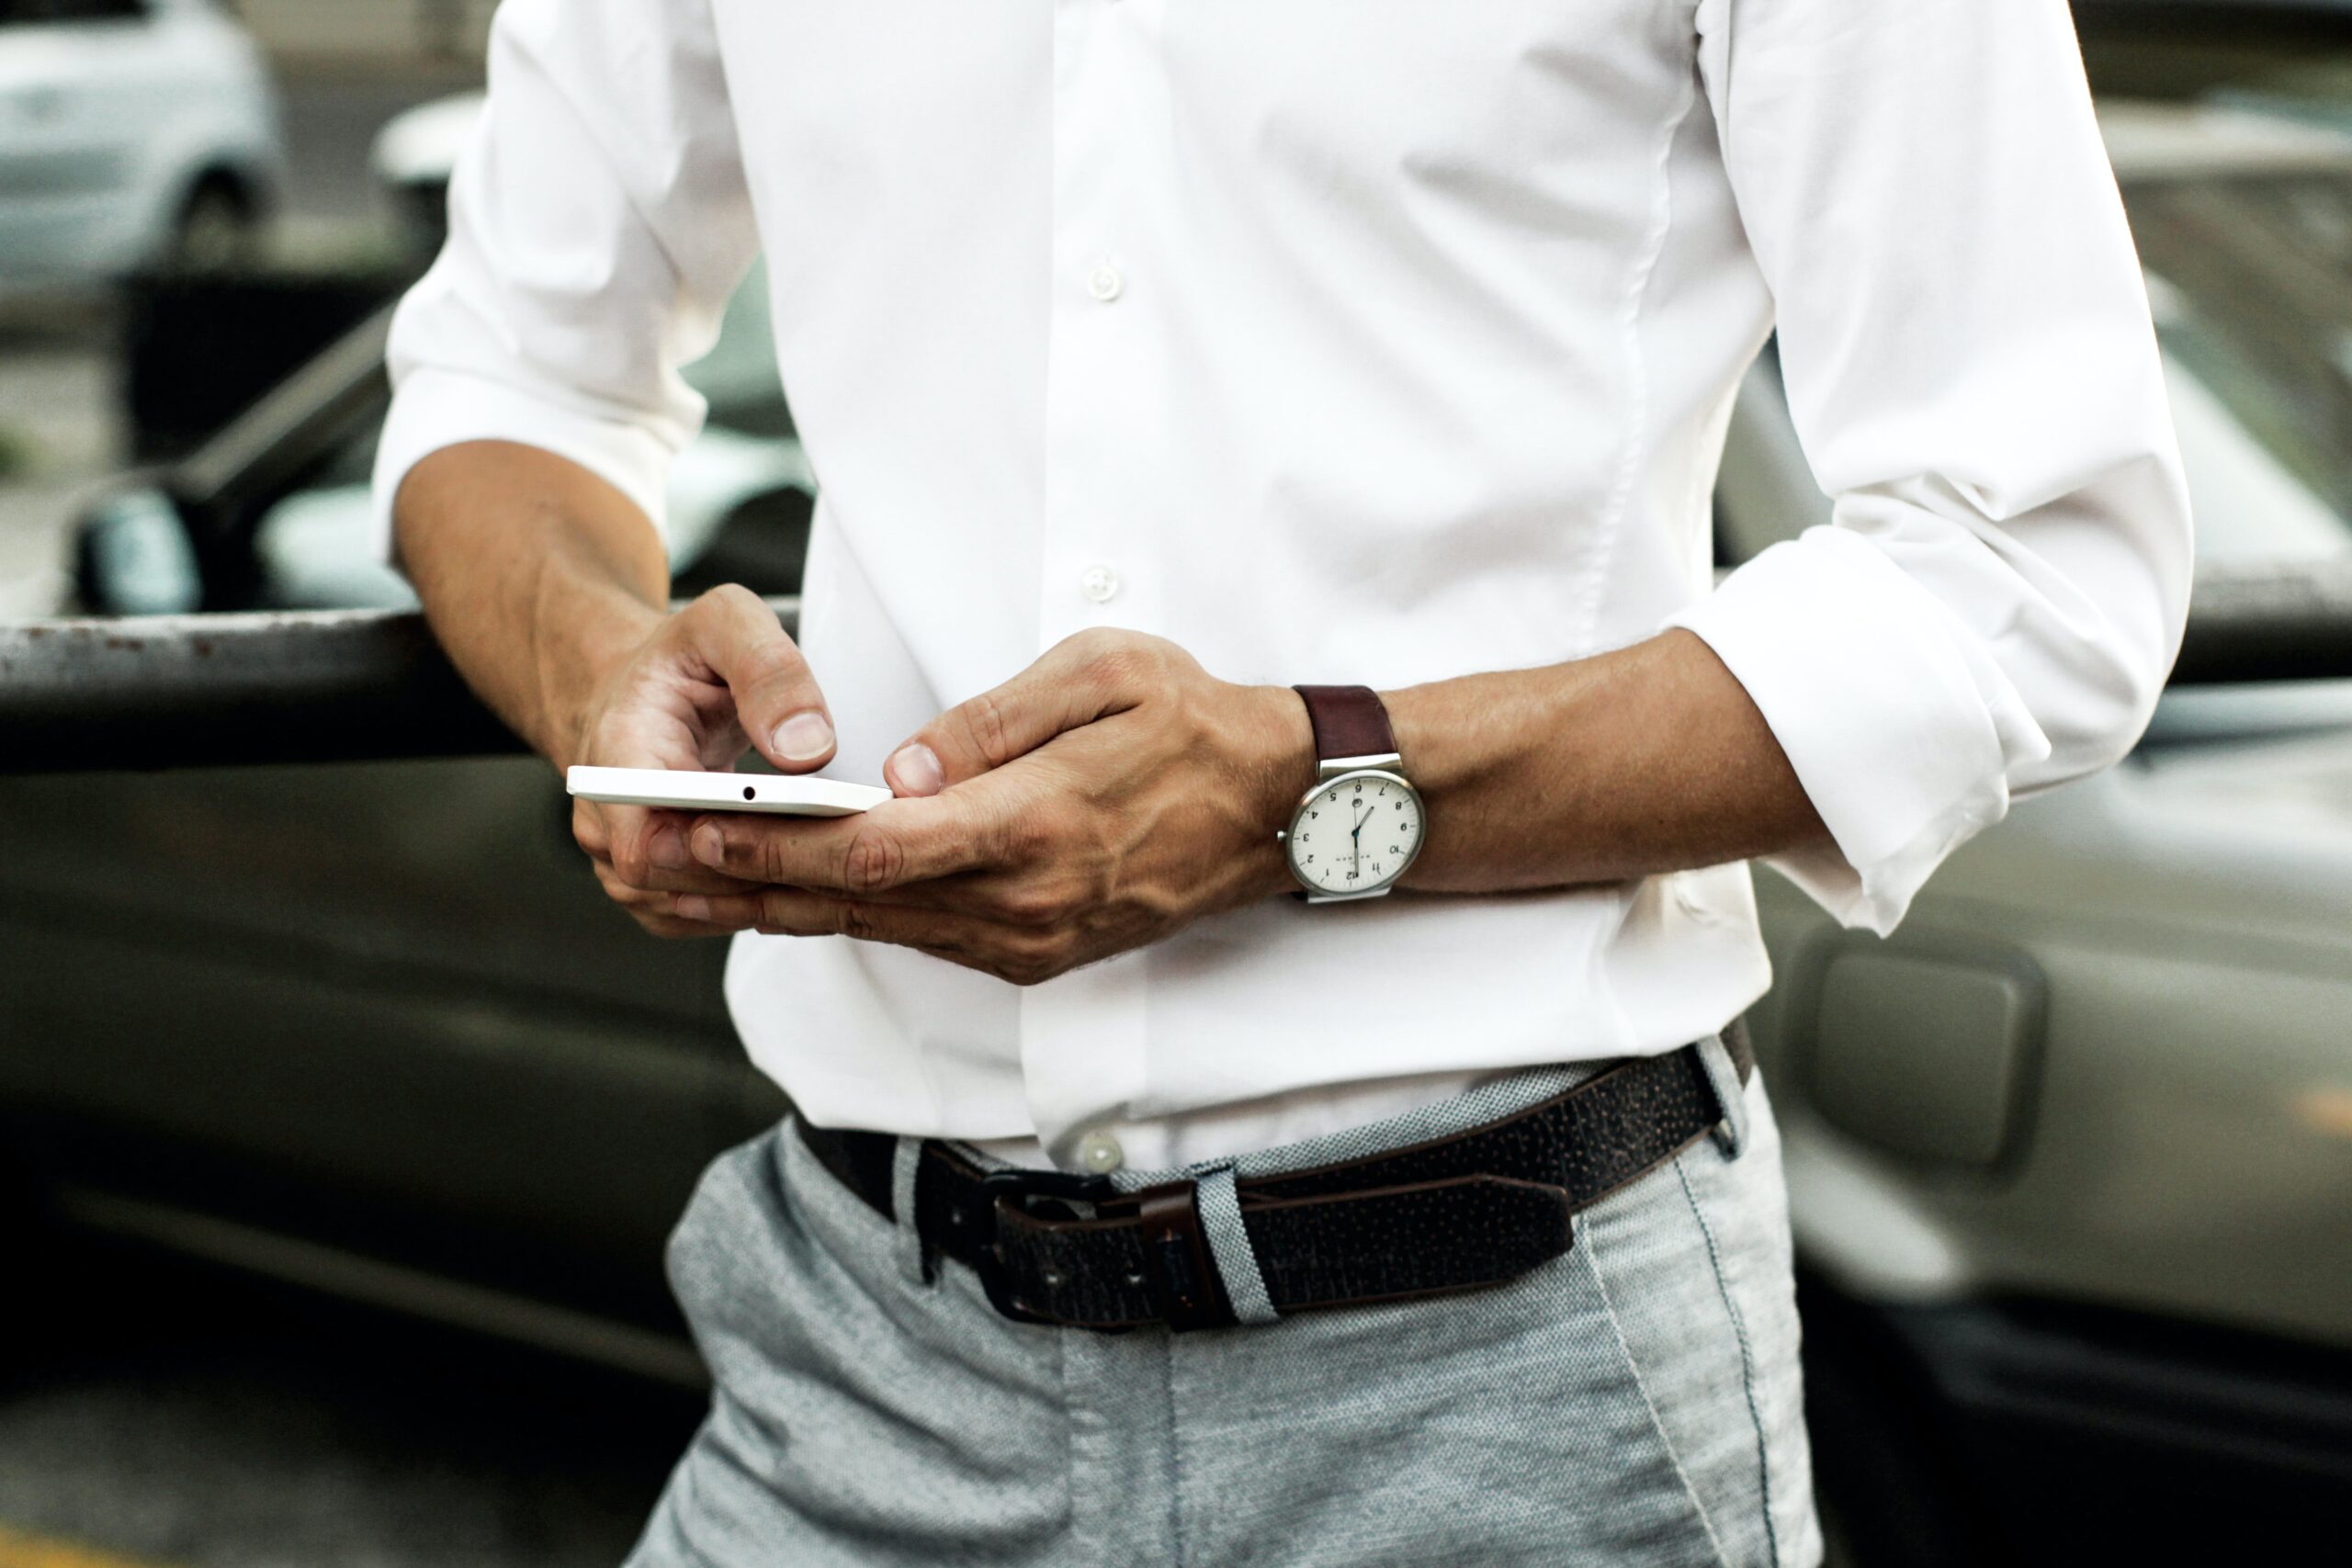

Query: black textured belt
left=797, top=1021, right=1753, bottom=1333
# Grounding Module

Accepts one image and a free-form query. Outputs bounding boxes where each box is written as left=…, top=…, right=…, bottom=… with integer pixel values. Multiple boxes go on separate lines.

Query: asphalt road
left=0, top=1233, right=699, bottom=1568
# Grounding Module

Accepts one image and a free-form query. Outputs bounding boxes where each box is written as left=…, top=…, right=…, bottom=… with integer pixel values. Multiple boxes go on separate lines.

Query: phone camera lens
left=742, top=785, right=756, bottom=800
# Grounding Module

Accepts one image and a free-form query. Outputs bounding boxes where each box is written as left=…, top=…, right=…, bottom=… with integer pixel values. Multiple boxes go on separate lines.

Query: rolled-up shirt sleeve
left=369, top=0, right=759, bottom=558
left=1668, top=0, right=2194, bottom=934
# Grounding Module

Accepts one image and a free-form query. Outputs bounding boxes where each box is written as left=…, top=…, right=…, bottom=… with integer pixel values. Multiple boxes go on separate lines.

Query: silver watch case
left=1276, top=752, right=1424, bottom=904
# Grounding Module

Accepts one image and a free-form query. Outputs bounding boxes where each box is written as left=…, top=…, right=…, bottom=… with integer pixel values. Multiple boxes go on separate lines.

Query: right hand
left=562, top=585, right=837, bottom=937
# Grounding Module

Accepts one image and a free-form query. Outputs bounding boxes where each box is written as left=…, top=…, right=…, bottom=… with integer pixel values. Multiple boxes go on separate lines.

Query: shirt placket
left=1020, top=0, right=1162, bottom=1172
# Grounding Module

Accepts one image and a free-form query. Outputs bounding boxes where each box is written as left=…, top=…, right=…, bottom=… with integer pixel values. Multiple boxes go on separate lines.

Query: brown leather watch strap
left=1292, top=684, right=1397, bottom=762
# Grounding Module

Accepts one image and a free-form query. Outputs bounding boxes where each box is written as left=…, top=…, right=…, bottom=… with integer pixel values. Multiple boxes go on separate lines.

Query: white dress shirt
left=373, top=0, right=2191, bottom=1173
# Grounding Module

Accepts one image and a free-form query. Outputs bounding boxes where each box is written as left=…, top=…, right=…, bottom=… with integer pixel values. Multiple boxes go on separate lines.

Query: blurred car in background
left=6, top=17, right=2352, bottom=1567
left=0, top=0, right=281, bottom=281
left=75, top=85, right=805, bottom=615
left=1720, top=100, right=2352, bottom=1566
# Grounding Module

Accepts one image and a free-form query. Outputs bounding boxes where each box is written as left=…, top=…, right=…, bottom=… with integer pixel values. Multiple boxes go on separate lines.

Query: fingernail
left=888, top=742, right=944, bottom=796
left=690, top=824, right=725, bottom=867
left=774, top=711, right=835, bottom=762
left=649, top=825, right=687, bottom=870
left=675, top=895, right=711, bottom=923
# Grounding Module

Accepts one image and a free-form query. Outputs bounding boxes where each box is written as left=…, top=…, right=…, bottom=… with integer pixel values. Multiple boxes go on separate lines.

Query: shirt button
left=1077, top=1130, right=1125, bottom=1174
left=1087, top=263, right=1124, bottom=302
left=1080, top=564, right=1121, bottom=604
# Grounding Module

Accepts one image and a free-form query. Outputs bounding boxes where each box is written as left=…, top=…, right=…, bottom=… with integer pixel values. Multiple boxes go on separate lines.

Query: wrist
left=1373, top=678, right=1483, bottom=894
left=1272, top=682, right=1431, bottom=902
left=537, top=589, right=665, bottom=772
left=1234, top=682, right=1318, bottom=899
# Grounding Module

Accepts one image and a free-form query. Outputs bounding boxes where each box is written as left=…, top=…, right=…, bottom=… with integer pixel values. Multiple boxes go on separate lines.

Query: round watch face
left=1284, top=770, right=1424, bottom=898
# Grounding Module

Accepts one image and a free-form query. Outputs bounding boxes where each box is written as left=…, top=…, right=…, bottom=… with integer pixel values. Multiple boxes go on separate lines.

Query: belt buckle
left=972, top=1166, right=1115, bottom=1325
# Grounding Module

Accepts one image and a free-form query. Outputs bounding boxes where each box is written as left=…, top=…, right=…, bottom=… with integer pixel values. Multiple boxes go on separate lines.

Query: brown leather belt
left=797, top=1021, right=1753, bottom=1333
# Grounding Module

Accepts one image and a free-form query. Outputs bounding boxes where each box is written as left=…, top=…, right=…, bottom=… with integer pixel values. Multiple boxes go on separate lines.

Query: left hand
left=672, top=630, right=1314, bottom=985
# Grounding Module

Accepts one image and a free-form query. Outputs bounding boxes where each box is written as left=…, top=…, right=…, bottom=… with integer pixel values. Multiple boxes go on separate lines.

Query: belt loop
left=1698, top=1034, right=1750, bottom=1159
left=891, top=1139, right=936, bottom=1287
left=1193, top=1165, right=1279, bottom=1326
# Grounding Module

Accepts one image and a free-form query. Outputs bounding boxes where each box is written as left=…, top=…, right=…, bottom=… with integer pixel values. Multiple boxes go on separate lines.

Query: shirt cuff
left=1663, top=525, right=2031, bottom=935
left=368, top=365, right=677, bottom=568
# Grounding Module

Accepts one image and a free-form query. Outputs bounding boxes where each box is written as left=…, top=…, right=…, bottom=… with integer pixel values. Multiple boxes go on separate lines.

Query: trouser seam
left=1163, top=1334, right=1188, bottom=1568
left=1676, top=1154, right=1781, bottom=1568
left=1580, top=1211, right=1736, bottom=1568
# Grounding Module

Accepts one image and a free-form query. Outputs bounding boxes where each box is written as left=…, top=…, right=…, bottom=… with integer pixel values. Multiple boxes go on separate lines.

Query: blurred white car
left=0, top=0, right=281, bottom=281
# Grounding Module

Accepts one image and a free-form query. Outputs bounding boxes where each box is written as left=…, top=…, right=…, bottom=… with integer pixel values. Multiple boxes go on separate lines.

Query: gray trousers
left=627, top=1051, right=1824, bottom=1567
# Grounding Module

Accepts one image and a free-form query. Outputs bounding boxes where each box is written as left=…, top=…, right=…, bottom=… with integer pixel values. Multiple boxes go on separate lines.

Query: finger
left=593, top=863, right=747, bottom=938
left=884, top=628, right=1166, bottom=796
left=588, top=804, right=769, bottom=895
left=633, top=910, right=746, bottom=940
left=574, top=799, right=615, bottom=862
left=668, top=864, right=997, bottom=926
left=684, top=887, right=1066, bottom=985
left=670, top=865, right=997, bottom=924
left=677, top=584, right=837, bottom=773
left=686, top=792, right=1006, bottom=896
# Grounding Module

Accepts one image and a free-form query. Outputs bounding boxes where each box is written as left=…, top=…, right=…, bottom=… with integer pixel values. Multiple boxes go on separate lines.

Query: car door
left=0, top=750, right=763, bottom=1337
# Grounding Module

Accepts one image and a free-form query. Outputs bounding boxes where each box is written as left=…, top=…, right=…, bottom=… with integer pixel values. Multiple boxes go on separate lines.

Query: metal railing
left=0, top=599, right=797, bottom=775
left=3, top=566, right=2350, bottom=775
left=2166, top=559, right=2352, bottom=685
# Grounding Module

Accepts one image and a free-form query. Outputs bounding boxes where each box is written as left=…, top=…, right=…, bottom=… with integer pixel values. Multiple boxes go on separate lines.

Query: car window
left=2155, top=311, right=2352, bottom=563
left=1717, top=161, right=2352, bottom=573
left=2129, top=171, right=2352, bottom=563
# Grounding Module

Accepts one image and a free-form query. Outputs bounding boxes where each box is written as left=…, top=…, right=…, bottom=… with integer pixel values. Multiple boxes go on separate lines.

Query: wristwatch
left=1279, top=685, right=1426, bottom=902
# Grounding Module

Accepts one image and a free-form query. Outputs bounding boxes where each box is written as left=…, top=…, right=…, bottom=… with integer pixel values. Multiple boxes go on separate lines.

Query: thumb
left=886, top=632, right=1145, bottom=796
left=675, top=585, right=836, bottom=773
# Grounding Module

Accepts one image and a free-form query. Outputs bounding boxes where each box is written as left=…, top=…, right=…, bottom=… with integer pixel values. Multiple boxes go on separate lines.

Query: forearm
left=671, top=627, right=1835, bottom=983
left=1385, top=629, right=1828, bottom=895
left=392, top=440, right=671, bottom=769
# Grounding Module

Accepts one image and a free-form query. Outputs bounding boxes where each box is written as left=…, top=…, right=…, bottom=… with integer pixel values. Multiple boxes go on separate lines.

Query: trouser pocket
left=1580, top=1077, right=1821, bottom=1568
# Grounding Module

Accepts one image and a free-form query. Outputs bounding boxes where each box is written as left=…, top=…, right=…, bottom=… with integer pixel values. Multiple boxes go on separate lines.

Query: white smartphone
left=566, top=765, right=892, bottom=818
